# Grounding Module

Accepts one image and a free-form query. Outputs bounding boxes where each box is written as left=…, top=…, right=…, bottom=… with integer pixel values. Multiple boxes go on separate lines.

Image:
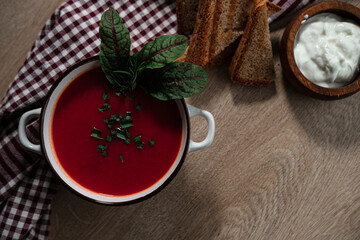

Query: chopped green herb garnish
left=115, top=92, right=121, bottom=96
left=98, top=144, right=107, bottom=150
left=97, top=144, right=108, bottom=156
left=149, top=140, right=155, bottom=147
left=135, top=104, right=143, bottom=110
left=124, top=139, right=131, bottom=145
left=91, top=127, right=103, bottom=139
left=106, top=136, right=112, bottom=142
left=137, top=142, right=144, bottom=149
left=134, top=135, right=144, bottom=149
left=119, top=154, right=124, bottom=162
left=107, top=124, right=112, bottom=129
left=125, top=112, right=131, bottom=120
left=103, top=119, right=108, bottom=123
left=109, top=114, right=117, bottom=121
left=121, top=120, right=133, bottom=129
left=134, top=135, right=142, bottom=143
left=102, top=93, right=108, bottom=101
left=116, top=133, right=126, bottom=140
left=99, top=103, right=111, bottom=112
left=115, top=115, right=124, bottom=122
left=130, top=94, right=135, bottom=101
left=93, top=128, right=102, bottom=134
left=125, top=128, right=131, bottom=138
left=116, top=128, right=126, bottom=140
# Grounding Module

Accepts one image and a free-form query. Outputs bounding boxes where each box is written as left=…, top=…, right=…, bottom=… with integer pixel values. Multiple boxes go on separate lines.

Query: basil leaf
left=140, top=62, right=208, bottom=100
left=136, top=35, right=188, bottom=70
left=99, top=7, right=131, bottom=87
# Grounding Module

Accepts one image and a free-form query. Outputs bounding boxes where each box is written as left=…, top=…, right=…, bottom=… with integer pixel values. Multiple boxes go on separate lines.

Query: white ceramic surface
left=18, top=58, right=215, bottom=204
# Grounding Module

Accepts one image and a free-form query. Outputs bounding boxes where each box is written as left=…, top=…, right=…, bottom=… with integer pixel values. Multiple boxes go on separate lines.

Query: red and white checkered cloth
left=0, top=0, right=314, bottom=238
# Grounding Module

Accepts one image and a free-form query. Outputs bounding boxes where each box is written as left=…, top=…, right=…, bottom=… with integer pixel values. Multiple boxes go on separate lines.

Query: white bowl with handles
left=18, top=57, right=215, bottom=205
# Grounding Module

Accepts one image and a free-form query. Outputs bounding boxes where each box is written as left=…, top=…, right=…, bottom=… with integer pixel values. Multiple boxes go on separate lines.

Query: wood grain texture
left=0, top=0, right=360, bottom=239
left=0, top=0, right=66, bottom=101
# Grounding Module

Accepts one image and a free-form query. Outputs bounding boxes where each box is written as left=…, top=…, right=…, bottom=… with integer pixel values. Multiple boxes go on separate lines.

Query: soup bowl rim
left=40, top=56, right=191, bottom=205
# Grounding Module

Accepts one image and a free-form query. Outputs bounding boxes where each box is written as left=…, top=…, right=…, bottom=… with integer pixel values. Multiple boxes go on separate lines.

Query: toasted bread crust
left=176, top=1, right=281, bottom=36
left=181, top=0, right=281, bottom=68
left=185, top=0, right=256, bottom=68
left=266, top=1, right=282, bottom=16
left=184, top=0, right=219, bottom=67
left=229, top=0, right=275, bottom=87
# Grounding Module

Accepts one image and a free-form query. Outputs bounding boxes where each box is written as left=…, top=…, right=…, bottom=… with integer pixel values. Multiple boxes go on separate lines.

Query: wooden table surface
left=1, top=0, right=360, bottom=239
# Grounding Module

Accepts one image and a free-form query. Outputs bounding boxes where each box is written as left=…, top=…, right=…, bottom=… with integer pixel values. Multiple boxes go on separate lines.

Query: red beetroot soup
left=51, top=67, right=183, bottom=196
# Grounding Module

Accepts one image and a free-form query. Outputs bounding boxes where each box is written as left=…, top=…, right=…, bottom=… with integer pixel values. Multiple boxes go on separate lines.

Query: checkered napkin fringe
left=0, top=0, right=313, bottom=239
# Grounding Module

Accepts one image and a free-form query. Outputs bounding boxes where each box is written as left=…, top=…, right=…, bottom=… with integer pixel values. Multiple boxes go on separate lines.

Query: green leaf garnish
left=102, top=93, right=108, bottom=101
left=109, top=114, right=117, bottom=122
left=116, top=128, right=126, bottom=140
left=98, top=144, right=107, bottom=150
left=106, top=136, right=112, bottom=142
left=137, top=142, right=144, bottom=149
left=135, top=35, right=188, bottom=71
left=124, top=139, right=131, bottom=145
left=140, top=62, right=208, bottom=101
left=135, top=104, right=143, bottom=110
left=121, top=120, right=133, bottom=129
left=97, top=144, right=108, bottom=156
left=149, top=140, right=155, bottom=147
left=116, top=134, right=126, bottom=140
left=98, top=8, right=207, bottom=100
left=134, top=135, right=144, bottom=149
left=99, top=7, right=131, bottom=88
left=116, top=115, right=123, bottom=122
left=124, top=129, right=131, bottom=138
left=91, top=128, right=103, bottom=139
left=119, top=154, right=124, bottom=162
left=134, top=135, right=142, bottom=143
left=99, top=103, right=111, bottom=112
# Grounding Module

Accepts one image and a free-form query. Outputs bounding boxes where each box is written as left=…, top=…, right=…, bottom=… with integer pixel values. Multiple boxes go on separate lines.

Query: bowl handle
left=18, top=108, right=42, bottom=155
left=187, top=104, right=215, bottom=152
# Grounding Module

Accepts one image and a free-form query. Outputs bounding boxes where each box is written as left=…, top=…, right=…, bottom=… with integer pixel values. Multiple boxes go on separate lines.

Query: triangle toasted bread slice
left=176, top=0, right=280, bottom=36
left=180, top=0, right=280, bottom=68
left=184, top=0, right=255, bottom=68
left=228, top=0, right=275, bottom=87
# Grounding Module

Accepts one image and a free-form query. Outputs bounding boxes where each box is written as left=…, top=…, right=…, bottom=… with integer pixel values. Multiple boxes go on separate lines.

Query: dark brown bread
left=266, top=1, right=282, bottom=16
left=176, top=0, right=199, bottom=35
left=228, top=0, right=275, bottom=87
left=176, top=1, right=281, bottom=36
left=179, top=0, right=281, bottom=68
left=184, top=0, right=254, bottom=68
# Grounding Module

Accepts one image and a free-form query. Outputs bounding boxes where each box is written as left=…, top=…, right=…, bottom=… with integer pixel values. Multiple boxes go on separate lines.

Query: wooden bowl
left=280, top=1, right=360, bottom=100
